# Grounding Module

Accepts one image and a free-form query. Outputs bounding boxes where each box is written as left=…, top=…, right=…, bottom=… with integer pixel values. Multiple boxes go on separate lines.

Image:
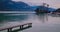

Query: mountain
left=48, top=8, right=56, bottom=12
left=53, top=8, right=60, bottom=12
left=0, top=0, right=32, bottom=11
left=0, top=0, right=56, bottom=11
left=31, top=6, right=56, bottom=12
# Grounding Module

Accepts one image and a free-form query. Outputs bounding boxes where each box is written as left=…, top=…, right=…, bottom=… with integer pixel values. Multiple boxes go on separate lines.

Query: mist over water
left=0, top=13, right=60, bottom=32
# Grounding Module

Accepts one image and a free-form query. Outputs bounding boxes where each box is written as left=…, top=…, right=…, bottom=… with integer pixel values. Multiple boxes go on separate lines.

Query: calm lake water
left=0, top=13, right=60, bottom=32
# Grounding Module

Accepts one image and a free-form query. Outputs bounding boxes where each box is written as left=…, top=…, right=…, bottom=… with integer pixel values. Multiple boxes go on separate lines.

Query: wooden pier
left=0, top=23, right=32, bottom=32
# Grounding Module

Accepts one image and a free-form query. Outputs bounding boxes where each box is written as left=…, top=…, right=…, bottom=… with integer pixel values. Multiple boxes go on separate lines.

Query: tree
left=35, top=3, right=49, bottom=13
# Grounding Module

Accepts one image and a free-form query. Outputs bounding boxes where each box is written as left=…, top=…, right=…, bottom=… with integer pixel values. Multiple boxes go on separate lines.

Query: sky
left=12, top=0, right=60, bottom=9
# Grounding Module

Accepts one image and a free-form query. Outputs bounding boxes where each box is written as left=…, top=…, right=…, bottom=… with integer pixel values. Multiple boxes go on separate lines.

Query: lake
left=0, top=13, right=60, bottom=32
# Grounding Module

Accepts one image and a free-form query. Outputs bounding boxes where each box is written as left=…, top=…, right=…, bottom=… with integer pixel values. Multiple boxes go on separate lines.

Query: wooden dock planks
left=0, top=23, right=32, bottom=32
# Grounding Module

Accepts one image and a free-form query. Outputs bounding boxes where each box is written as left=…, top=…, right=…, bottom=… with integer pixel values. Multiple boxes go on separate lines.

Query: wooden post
left=20, top=25, right=24, bottom=29
left=7, top=29, right=9, bottom=32
left=20, top=26, right=21, bottom=29
left=7, top=28, right=12, bottom=32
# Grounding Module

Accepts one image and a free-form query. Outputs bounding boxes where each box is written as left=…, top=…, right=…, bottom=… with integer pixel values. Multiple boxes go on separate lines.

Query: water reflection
left=1, top=13, right=60, bottom=32
left=0, top=13, right=28, bottom=22
left=36, top=13, right=48, bottom=23
left=51, top=14, right=60, bottom=17
left=22, top=13, right=60, bottom=32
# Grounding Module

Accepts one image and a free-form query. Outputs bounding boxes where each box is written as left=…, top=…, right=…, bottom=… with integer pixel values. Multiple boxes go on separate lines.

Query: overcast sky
left=12, top=0, right=60, bottom=8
